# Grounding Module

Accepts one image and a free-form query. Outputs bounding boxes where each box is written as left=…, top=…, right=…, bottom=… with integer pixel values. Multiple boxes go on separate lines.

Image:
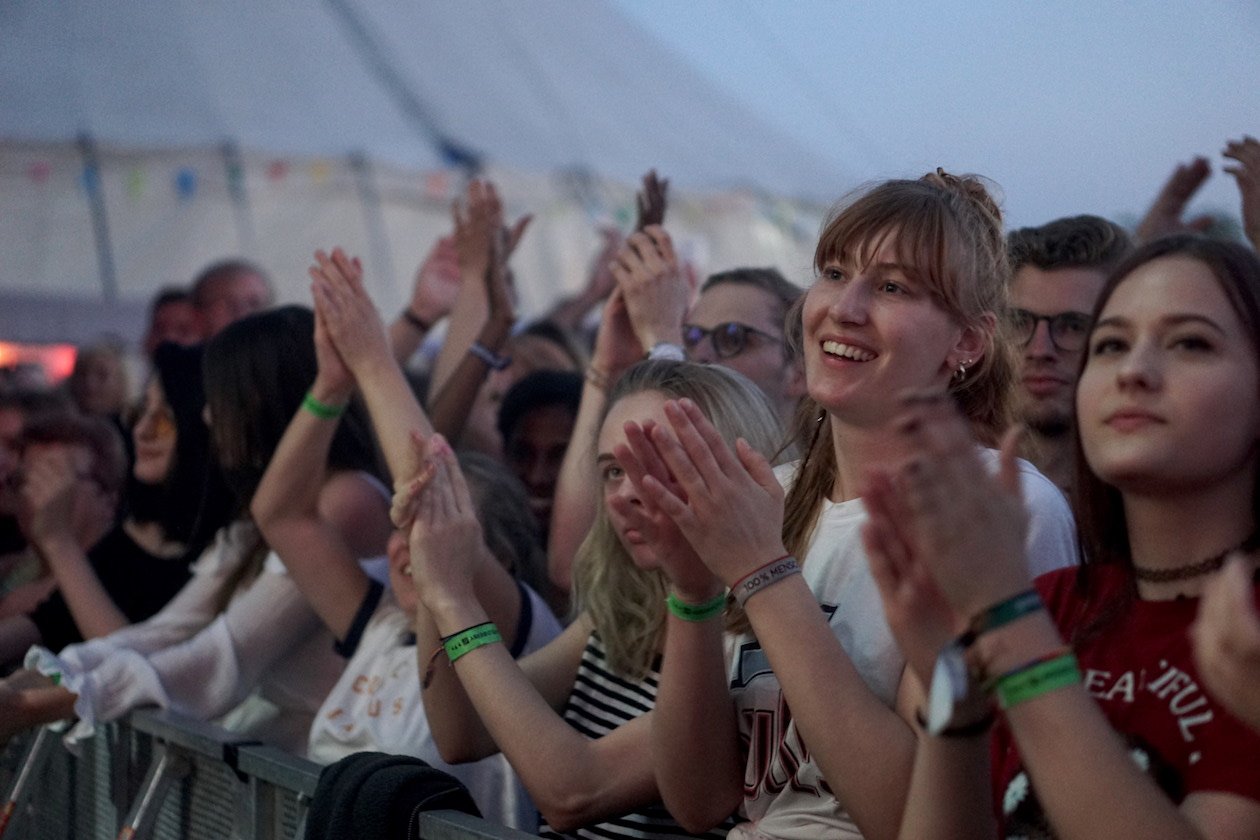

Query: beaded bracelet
left=442, top=621, right=502, bottom=664
left=732, top=555, right=800, bottom=608
left=468, top=341, right=511, bottom=371
left=993, top=648, right=1080, bottom=710
left=666, top=591, right=727, bottom=622
left=302, top=392, right=346, bottom=420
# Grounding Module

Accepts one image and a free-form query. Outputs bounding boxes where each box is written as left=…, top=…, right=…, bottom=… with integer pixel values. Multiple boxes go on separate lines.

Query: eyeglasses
left=1007, top=308, right=1092, bottom=353
left=682, top=322, right=781, bottom=360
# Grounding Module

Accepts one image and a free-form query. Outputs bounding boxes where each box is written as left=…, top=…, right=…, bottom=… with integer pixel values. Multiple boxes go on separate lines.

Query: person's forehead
left=1010, top=265, right=1108, bottom=315
left=689, top=283, right=786, bottom=332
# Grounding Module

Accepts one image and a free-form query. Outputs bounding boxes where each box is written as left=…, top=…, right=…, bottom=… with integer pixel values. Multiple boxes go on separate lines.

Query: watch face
left=927, top=642, right=970, bottom=735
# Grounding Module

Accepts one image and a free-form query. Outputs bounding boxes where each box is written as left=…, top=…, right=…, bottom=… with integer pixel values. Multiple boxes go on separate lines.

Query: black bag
left=306, top=752, right=481, bottom=840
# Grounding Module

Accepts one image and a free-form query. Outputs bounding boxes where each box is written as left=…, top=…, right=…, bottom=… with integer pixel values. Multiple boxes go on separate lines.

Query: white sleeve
left=54, top=522, right=253, bottom=670
left=1016, top=459, right=1080, bottom=578
left=59, top=560, right=324, bottom=727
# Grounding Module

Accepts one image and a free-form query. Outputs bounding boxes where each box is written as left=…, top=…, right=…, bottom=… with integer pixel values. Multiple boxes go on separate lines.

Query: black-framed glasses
left=1008, top=308, right=1092, bottom=353
left=682, top=322, right=781, bottom=360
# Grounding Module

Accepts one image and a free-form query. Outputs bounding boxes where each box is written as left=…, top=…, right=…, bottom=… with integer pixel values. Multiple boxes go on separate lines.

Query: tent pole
left=76, top=133, right=118, bottom=302
left=221, top=142, right=259, bottom=258
left=349, top=152, right=397, bottom=298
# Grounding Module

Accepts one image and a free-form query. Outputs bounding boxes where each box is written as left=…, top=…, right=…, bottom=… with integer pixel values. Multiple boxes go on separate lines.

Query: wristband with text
left=994, top=649, right=1080, bottom=710
left=443, top=622, right=502, bottom=664
left=732, top=555, right=800, bottom=608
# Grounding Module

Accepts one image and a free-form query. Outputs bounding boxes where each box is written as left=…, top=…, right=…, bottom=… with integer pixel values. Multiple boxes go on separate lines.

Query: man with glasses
left=682, top=268, right=805, bottom=426
left=1006, top=215, right=1132, bottom=493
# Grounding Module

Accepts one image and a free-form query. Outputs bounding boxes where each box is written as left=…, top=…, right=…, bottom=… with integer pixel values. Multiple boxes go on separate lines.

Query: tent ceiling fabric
left=0, top=0, right=846, bottom=197
left=0, top=1, right=836, bottom=347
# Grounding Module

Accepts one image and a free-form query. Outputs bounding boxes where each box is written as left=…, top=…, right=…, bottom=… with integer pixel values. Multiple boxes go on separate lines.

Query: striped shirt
left=539, top=633, right=733, bottom=840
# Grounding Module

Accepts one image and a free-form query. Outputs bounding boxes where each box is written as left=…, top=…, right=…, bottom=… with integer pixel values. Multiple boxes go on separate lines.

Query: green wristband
left=443, top=622, right=502, bottom=664
left=666, top=591, right=727, bottom=622
left=302, top=392, right=346, bottom=420
left=995, top=652, right=1081, bottom=710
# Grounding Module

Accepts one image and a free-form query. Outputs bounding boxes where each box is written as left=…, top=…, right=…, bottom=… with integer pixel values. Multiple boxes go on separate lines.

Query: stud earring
left=953, top=359, right=972, bottom=382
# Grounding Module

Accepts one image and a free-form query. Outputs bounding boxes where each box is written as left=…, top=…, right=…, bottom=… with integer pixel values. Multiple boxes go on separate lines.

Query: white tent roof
left=0, top=0, right=847, bottom=198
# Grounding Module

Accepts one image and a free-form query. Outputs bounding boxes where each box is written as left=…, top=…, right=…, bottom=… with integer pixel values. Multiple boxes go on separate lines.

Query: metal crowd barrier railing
left=0, top=709, right=535, bottom=840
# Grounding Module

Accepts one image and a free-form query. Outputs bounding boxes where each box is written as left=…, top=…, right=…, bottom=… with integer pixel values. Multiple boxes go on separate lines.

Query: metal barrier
left=0, top=710, right=535, bottom=840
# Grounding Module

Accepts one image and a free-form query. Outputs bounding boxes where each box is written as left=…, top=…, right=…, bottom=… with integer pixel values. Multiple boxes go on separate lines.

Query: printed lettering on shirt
left=1085, top=660, right=1213, bottom=742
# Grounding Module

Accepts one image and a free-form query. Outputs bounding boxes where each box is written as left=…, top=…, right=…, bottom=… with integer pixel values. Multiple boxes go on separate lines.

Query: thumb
left=997, top=424, right=1025, bottom=501
left=736, top=439, right=779, bottom=496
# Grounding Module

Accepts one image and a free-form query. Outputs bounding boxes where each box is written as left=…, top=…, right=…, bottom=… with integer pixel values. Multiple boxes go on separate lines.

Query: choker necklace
left=1133, top=534, right=1259, bottom=584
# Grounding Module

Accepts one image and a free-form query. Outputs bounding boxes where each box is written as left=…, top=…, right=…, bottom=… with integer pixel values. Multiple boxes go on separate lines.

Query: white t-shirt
left=307, top=583, right=563, bottom=831
left=727, top=455, right=1076, bottom=840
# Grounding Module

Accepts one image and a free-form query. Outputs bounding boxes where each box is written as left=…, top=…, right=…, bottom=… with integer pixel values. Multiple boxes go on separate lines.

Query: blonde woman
left=409, top=360, right=783, bottom=839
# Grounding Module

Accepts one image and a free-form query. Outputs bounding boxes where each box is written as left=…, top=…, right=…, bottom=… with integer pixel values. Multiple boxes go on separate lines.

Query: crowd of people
left=0, top=135, right=1259, bottom=840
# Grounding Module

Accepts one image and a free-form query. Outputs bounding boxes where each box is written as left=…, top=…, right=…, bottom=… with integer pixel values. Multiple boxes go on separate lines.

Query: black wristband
left=401, top=308, right=432, bottom=332
left=914, top=708, right=994, bottom=738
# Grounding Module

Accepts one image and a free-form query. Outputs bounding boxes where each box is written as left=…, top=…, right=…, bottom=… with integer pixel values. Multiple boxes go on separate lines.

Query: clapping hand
left=1224, top=135, right=1260, bottom=250
left=635, top=169, right=669, bottom=231
left=1135, top=157, right=1214, bottom=243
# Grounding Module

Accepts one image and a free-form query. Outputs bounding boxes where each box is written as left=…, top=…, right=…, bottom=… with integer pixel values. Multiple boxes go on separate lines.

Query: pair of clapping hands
left=609, top=390, right=1033, bottom=680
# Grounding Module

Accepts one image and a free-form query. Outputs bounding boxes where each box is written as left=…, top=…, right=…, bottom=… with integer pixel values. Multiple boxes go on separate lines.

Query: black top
left=28, top=523, right=193, bottom=652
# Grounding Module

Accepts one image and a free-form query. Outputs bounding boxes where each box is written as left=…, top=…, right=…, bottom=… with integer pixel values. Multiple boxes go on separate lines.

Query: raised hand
left=1135, top=156, right=1214, bottom=243
left=22, top=446, right=88, bottom=545
left=860, top=466, right=962, bottom=686
left=407, top=236, right=462, bottom=326
left=615, top=419, right=722, bottom=601
left=1224, top=135, right=1260, bottom=251
left=609, top=225, right=689, bottom=352
left=886, top=392, right=1030, bottom=620
left=635, top=169, right=669, bottom=231
left=312, top=298, right=354, bottom=401
left=1192, top=555, right=1260, bottom=733
left=484, top=227, right=517, bottom=332
left=308, top=247, right=392, bottom=377
left=452, top=180, right=531, bottom=283
left=630, top=398, right=786, bottom=586
left=406, top=434, right=490, bottom=607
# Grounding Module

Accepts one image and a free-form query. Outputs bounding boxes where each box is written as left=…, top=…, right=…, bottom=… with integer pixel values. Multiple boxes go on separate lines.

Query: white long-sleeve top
left=28, top=520, right=348, bottom=754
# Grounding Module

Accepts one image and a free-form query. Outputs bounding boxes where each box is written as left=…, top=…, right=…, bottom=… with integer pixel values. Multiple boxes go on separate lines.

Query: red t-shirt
left=992, top=565, right=1260, bottom=836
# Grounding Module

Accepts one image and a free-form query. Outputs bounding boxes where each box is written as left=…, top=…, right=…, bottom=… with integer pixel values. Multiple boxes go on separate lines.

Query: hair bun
left=924, top=168, right=1004, bottom=229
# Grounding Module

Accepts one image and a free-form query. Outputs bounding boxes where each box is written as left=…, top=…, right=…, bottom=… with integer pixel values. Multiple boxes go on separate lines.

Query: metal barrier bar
left=2, top=712, right=546, bottom=840
left=0, top=725, right=56, bottom=838
left=416, top=810, right=540, bottom=840
left=115, top=743, right=189, bottom=840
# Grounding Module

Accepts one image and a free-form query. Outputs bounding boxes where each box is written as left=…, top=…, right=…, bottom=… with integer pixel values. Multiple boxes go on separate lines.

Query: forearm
left=444, top=628, right=655, bottom=829
left=744, top=578, right=915, bottom=840
left=897, top=732, right=995, bottom=840
left=547, top=378, right=608, bottom=592
left=352, top=357, right=434, bottom=483
left=652, top=614, right=743, bottom=832
left=388, top=311, right=432, bottom=366
left=432, top=266, right=487, bottom=395
left=990, top=614, right=1205, bottom=839
left=37, top=534, right=127, bottom=638
left=251, top=388, right=344, bottom=528
left=429, top=316, right=512, bottom=444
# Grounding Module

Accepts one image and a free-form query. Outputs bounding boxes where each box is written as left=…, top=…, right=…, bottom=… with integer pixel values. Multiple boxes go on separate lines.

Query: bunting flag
left=175, top=167, right=198, bottom=200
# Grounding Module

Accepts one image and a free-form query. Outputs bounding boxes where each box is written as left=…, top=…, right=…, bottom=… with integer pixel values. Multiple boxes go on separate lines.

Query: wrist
left=400, top=306, right=436, bottom=333
left=972, top=610, right=1063, bottom=677
left=422, top=589, right=486, bottom=632
left=309, top=379, right=354, bottom=406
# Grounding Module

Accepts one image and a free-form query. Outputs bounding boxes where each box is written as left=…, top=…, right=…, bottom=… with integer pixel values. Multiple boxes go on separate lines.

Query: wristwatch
left=926, top=589, right=1043, bottom=734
